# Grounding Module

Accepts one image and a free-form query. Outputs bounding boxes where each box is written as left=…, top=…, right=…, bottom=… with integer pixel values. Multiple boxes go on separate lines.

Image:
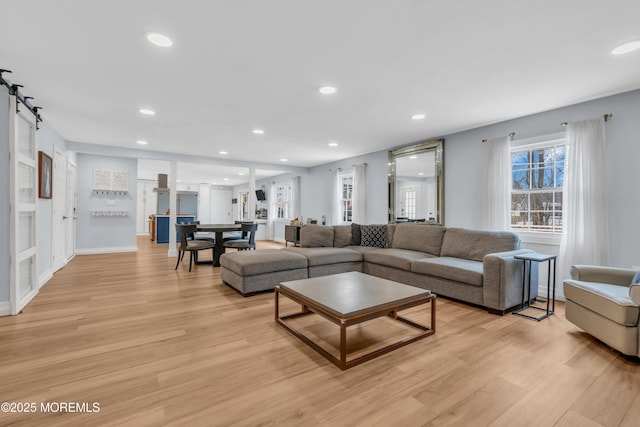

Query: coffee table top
left=279, top=271, right=432, bottom=318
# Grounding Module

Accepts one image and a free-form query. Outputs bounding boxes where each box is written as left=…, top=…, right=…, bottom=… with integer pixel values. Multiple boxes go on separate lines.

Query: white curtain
left=331, top=169, right=341, bottom=225
left=291, top=176, right=301, bottom=218
left=482, top=135, right=511, bottom=230
left=559, top=118, right=610, bottom=280
left=352, top=163, right=367, bottom=224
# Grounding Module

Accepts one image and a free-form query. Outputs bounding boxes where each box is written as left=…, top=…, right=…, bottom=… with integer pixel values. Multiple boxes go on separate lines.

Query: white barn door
left=9, top=96, right=39, bottom=314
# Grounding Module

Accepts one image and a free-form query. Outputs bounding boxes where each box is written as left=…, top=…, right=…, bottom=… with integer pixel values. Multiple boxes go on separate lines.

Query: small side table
left=512, top=253, right=557, bottom=321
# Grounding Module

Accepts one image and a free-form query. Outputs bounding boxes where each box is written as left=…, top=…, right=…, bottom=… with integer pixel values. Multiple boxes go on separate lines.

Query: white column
left=248, top=168, right=256, bottom=221
left=168, top=161, right=178, bottom=257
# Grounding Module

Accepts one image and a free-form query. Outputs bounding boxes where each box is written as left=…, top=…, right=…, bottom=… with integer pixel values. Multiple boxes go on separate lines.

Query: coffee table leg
left=275, top=287, right=280, bottom=320
left=340, top=321, right=347, bottom=369
left=431, top=297, right=436, bottom=332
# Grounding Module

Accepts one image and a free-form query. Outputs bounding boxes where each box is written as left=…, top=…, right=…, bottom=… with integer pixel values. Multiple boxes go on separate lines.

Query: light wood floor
left=1, top=237, right=639, bottom=426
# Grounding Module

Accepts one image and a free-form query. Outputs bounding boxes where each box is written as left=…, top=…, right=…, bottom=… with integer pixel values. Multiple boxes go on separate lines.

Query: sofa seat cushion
left=564, top=280, right=639, bottom=326
left=220, top=249, right=308, bottom=276
left=282, top=247, right=363, bottom=266
left=411, top=257, right=484, bottom=287
left=364, top=248, right=432, bottom=271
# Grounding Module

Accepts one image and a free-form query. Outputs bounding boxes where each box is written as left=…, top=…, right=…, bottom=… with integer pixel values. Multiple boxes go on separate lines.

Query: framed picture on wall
left=38, top=151, right=52, bottom=199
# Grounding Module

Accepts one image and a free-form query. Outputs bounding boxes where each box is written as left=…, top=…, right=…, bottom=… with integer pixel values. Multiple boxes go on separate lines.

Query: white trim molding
left=38, top=270, right=53, bottom=290
left=0, top=301, right=11, bottom=317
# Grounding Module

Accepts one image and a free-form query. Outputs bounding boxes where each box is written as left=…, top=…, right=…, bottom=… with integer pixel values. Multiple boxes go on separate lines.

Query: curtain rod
left=561, top=113, right=612, bottom=127
left=482, top=132, right=515, bottom=143
left=328, top=162, right=367, bottom=171
left=0, top=68, right=43, bottom=129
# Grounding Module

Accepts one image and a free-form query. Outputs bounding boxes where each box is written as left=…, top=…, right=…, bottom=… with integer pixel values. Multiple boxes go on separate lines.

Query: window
left=511, top=138, right=566, bottom=233
left=340, top=173, right=353, bottom=223
left=275, top=182, right=293, bottom=219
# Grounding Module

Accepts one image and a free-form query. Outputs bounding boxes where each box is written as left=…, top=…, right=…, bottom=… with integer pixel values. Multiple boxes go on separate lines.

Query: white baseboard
left=0, top=301, right=11, bottom=316
left=75, top=246, right=138, bottom=255
left=38, top=270, right=53, bottom=290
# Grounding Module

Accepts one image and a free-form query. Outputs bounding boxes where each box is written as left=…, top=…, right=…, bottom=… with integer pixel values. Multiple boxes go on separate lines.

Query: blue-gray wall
left=76, top=154, right=137, bottom=251
left=36, top=120, right=66, bottom=278
left=0, top=87, right=10, bottom=302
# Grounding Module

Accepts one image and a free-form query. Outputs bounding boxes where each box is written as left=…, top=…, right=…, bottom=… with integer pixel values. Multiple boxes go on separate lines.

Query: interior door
left=52, top=146, right=66, bottom=271
left=399, top=186, right=420, bottom=219
left=65, top=161, right=77, bottom=261
left=210, top=189, right=232, bottom=223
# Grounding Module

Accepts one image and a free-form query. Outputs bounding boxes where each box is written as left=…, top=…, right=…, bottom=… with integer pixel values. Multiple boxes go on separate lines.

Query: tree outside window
left=511, top=142, right=565, bottom=233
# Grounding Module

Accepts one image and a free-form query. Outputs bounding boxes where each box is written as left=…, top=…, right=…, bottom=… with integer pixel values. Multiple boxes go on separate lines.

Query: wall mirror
left=388, top=139, right=444, bottom=224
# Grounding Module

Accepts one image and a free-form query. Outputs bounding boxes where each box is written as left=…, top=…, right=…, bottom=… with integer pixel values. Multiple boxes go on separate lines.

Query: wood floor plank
left=0, top=237, right=638, bottom=426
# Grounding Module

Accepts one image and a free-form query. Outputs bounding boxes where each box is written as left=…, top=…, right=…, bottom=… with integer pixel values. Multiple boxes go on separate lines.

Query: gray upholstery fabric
left=345, top=245, right=384, bottom=255
left=440, top=228, right=520, bottom=262
left=219, top=249, right=308, bottom=276
left=386, top=224, right=396, bottom=248
left=630, top=284, right=640, bottom=305
left=411, top=257, right=483, bottom=287
left=309, top=262, right=363, bottom=277
left=570, top=265, right=638, bottom=286
left=283, top=247, right=362, bottom=266
left=482, top=249, right=534, bottom=311
left=565, top=300, right=639, bottom=356
left=333, top=225, right=353, bottom=248
left=364, top=248, right=431, bottom=271
left=564, top=280, right=639, bottom=326
left=221, top=267, right=308, bottom=295
left=392, top=224, right=446, bottom=256
left=300, top=224, right=335, bottom=247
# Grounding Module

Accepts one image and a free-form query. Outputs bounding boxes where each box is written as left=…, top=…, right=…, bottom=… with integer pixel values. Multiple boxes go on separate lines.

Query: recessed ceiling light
left=223, top=178, right=229, bottom=181
left=612, top=40, right=640, bottom=55
left=252, top=129, right=264, bottom=135
left=146, top=32, right=173, bottom=47
left=328, top=142, right=339, bottom=147
left=238, top=172, right=245, bottom=176
left=409, top=155, right=418, bottom=159
left=177, top=179, right=181, bottom=183
left=280, top=158, right=288, bottom=162
left=139, top=108, right=155, bottom=115
left=318, top=86, right=337, bottom=95
left=411, top=114, right=426, bottom=120
left=219, top=151, right=228, bottom=155
left=418, top=172, right=425, bottom=176
left=136, top=140, right=148, bottom=145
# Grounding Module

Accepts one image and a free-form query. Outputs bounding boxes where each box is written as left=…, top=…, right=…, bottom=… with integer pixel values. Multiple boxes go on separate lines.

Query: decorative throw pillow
left=632, top=271, right=640, bottom=284
left=360, top=224, right=388, bottom=248
left=351, top=223, right=361, bottom=246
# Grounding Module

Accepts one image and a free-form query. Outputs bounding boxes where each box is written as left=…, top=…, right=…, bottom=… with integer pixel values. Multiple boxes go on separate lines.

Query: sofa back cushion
left=333, top=225, right=352, bottom=248
left=392, top=224, right=446, bottom=256
left=300, top=224, right=335, bottom=247
left=440, top=228, right=520, bottom=261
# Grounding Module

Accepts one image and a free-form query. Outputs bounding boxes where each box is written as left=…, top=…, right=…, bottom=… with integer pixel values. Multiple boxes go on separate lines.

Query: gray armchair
left=563, top=265, right=640, bottom=357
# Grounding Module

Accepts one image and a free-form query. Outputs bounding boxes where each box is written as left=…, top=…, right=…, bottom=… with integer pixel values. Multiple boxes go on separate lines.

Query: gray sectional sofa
left=220, top=223, right=537, bottom=314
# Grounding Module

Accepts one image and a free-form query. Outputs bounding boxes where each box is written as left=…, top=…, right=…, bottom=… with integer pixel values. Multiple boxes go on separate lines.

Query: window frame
left=339, top=171, right=353, bottom=224
left=510, top=132, right=566, bottom=244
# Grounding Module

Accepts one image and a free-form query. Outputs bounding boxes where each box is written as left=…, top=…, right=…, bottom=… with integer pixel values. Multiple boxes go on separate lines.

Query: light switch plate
left=106, top=199, right=116, bottom=206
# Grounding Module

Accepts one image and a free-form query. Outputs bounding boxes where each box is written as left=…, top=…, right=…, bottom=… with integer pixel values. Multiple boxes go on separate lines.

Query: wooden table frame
left=275, top=285, right=436, bottom=370
left=196, top=224, right=242, bottom=266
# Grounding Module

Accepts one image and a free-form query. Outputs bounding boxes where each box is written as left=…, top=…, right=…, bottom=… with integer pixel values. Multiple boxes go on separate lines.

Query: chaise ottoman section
left=220, top=249, right=308, bottom=296
left=282, top=247, right=363, bottom=277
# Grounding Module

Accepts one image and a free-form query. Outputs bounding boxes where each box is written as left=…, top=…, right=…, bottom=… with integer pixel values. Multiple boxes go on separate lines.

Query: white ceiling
left=2, top=1, right=640, bottom=174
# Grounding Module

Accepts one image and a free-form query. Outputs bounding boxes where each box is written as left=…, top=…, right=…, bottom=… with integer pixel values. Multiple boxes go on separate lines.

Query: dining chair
left=175, top=223, right=215, bottom=271
left=189, top=220, right=216, bottom=243
left=223, top=220, right=254, bottom=242
left=223, top=223, right=258, bottom=251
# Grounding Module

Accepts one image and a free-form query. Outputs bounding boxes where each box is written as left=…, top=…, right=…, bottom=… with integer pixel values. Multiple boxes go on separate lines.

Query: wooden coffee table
left=275, top=271, right=436, bottom=370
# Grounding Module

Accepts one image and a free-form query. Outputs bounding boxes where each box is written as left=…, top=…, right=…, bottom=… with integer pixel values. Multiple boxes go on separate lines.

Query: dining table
left=196, top=223, right=243, bottom=266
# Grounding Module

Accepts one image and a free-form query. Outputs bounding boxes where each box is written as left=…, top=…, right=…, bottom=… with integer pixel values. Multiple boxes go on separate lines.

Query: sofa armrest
left=482, top=249, right=535, bottom=312
left=569, top=265, right=637, bottom=287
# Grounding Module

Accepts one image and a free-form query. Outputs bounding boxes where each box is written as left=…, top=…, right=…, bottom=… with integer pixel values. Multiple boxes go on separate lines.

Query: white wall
left=75, top=154, right=138, bottom=253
